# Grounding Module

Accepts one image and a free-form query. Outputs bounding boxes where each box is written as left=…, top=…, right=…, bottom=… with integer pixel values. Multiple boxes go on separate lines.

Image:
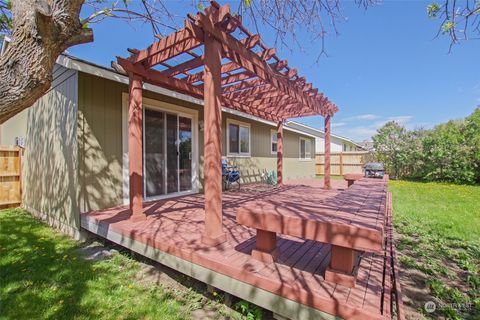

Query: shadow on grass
left=0, top=208, right=96, bottom=319
left=0, top=208, right=190, bottom=320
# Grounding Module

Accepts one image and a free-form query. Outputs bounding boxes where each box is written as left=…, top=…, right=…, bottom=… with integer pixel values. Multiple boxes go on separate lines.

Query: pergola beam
left=221, top=78, right=266, bottom=94
left=161, top=55, right=204, bottom=77
left=196, top=12, right=324, bottom=116
left=241, top=95, right=296, bottom=108
left=223, top=96, right=282, bottom=122
left=223, top=85, right=284, bottom=101
left=129, top=25, right=201, bottom=66
left=118, top=57, right=203, bottom=98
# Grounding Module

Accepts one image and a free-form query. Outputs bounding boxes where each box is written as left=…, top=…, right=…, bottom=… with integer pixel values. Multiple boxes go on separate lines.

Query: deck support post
left=252, top=229, right=280, bottom=264
left=325, top=245, right=358, bottom=288
left=202, top=33, right=226, bottom=246
left=128, top=73, right=144, bottom=217
left=324, top=115, right=331, bottom=190
left=276, top=121, right=283, bottom=185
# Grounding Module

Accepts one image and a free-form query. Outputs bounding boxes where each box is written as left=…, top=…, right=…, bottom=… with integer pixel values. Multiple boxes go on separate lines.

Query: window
left=271, top=130, right=278, bottom=154
left=227, top=120, right=250, bottom=156
left=343, top=144, right=347, bottom=152
left=300, top=138, right=312, bottom=160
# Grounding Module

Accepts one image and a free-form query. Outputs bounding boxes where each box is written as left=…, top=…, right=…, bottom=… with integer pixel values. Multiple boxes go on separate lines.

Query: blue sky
left=71, top=0, right=480, bottom=141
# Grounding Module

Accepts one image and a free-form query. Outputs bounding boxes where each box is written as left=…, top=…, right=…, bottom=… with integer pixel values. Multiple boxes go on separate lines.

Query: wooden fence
left=0, top=146, right=22, bottom=208
left=315, top=151, right=373, bottom=176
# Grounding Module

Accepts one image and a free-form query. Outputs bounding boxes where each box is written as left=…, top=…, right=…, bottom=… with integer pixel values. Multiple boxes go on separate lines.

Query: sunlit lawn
left=390, top=180, right=480, bottom=319
left=0, top=208, right=201, bottom=320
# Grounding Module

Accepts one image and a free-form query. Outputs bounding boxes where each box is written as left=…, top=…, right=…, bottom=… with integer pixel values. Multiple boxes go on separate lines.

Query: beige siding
left=77, top=72, right=203, bottom=212
left=78, top=72, right=315, bottom=211
left=20, top=66, right=80, bottom=238
left=0, top=108, right=28, bottom=145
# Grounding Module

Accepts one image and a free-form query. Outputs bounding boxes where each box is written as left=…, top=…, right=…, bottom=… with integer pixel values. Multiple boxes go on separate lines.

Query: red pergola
left=113, top=1, right=338, bottom=246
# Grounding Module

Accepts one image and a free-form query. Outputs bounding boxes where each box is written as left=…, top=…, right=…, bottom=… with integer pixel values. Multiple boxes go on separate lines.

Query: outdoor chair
left=221, top=159, right=241, bottom=190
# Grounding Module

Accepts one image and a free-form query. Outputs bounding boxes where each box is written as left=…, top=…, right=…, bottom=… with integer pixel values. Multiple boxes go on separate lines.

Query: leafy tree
left=372, top=121, right=407, bottom=177
left=427, top=1, right=480, bottom=50
left=464, top=107, right=480, bottom=182
left=421, top=120, right=476, bottom=183
left=373, top=108, right=480, bottom=184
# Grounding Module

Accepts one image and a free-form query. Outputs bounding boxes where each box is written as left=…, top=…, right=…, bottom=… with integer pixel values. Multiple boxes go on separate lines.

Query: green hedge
left=373, top=107, right=480, bottom=184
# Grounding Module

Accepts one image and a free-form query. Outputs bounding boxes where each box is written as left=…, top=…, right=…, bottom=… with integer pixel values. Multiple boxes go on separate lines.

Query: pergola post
left=324, top=115, right=331, bottom=190
left=202, top=33, right=226, bottom=246
left=128, top=73, right=144, bottom=216
left=276, top=121, right=283, bottom=185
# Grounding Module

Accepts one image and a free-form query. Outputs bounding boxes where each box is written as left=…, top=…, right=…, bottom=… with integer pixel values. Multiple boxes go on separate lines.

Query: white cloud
left=333, top=115, right=420, bottom=141
left=386, top=115, right=413, bottom=125
left=341, top=114, right=381, bottom=121
left=331, top=122, right=346, bottom=128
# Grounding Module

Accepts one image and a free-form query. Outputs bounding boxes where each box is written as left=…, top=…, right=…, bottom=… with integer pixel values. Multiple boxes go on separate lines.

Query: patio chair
left=221, top=159, right=241, bottom=190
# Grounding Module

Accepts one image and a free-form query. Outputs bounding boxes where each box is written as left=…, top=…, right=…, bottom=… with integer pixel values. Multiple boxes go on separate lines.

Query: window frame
left=226, top=118, right=251, bottom=157
left=270, top=129, right=278, bottom=155
left=299, top=137, right=312, bottom=161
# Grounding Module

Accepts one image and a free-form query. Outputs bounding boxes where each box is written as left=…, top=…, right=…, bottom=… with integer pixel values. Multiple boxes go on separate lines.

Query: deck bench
left=343, top=173, right=364, bottom=187
left=236, top=180, right=386, bottom=288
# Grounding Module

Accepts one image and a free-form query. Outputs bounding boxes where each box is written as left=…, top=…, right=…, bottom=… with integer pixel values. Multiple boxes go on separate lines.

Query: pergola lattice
left=113, top=1, right=338, bottom=245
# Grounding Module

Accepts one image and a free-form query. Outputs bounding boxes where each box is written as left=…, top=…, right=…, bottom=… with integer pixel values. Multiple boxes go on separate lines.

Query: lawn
left=0, top=208, right=247, bottom=320
left=389, top=180, right=480, bottom=319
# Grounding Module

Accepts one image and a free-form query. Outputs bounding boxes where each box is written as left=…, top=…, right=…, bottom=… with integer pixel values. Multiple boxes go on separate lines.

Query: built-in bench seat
left=237, top=179, right=387, bottom=288
left=343, top=173, right=364, bottom=187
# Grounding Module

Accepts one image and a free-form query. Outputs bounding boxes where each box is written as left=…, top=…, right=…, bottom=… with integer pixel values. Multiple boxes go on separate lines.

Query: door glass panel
left=144, top=109, right=165, bottom=197
left=166, top=113, right=178, bottom=193
left=179, top=117, right=192, bottom=192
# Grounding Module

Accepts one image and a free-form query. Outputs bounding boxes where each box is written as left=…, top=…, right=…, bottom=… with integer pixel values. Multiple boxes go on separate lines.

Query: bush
left=372, top=107, right=480, bottom=184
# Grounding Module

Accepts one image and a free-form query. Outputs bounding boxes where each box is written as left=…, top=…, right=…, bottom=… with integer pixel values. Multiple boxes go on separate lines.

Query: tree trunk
left=0, top=0, right=93, bottom=124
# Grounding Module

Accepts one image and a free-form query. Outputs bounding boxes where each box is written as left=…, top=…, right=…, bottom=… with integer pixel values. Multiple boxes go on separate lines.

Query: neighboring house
left=0, top=54, right=317, bottom=238
left=357, top=140, right=375, bottom=152
left=286, top=121, right=364, bottom=153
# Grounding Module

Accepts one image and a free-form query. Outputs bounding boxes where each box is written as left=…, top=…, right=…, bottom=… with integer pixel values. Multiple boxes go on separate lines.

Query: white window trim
left=226, top=118, right=251, bottom=157
left=270, top=129, right=278, bottom=155
left=299, top=137, right=312, bottom=161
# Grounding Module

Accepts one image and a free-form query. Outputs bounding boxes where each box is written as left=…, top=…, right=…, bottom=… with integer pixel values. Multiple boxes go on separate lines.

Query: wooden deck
left=81, top=178, right=400, bottom=320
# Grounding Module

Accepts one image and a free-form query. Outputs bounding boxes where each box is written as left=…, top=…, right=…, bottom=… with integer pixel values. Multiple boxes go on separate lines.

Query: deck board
left=81, top=178, right=392, bottom=319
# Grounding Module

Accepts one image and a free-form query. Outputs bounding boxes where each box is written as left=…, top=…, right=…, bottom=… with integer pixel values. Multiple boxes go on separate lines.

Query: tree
left=427, top=1, right=480, bottom=50
left=464, top=106, right=480, bottom=182
left=372, top=121, right=407, bottom=177
left=0, top=0, right=376, bottom=124
left=373, top=108, right=480, bottom=184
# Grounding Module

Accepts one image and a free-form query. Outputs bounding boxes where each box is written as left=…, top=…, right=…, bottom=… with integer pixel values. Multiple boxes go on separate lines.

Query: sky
left=70, top=0, right=480, bottom=142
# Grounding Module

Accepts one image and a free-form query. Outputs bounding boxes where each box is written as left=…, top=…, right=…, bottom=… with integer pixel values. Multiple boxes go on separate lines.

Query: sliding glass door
left=144, top=109, right=193, bottom=198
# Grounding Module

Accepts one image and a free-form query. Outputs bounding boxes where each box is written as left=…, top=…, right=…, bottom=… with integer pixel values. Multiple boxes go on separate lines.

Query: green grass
left=390, top=180, right=480, bottom=243
left=390, top=180, right=480, bottom=319
left=0, top=208, right=237, bottom=320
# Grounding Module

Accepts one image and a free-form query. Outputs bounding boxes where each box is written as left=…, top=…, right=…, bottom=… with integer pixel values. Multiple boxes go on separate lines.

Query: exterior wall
left=77, top=72, right=203, bottom=212
left=218, top=113, right=315, bottom=184
left=286, top=121, right=360, bottom=153
left=0, top=108, right=28, bottom=145
left=314, top=136, right=343, bottom=153
left=78, top=72, right=315, bottom=212
left=12, top=65, right=80, bottom=238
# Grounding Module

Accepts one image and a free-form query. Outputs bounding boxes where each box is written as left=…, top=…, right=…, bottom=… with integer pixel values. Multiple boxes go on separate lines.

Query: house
left=286, top=121, right=364, bottom=152
left=0, top=4, right=401, bottom=319
left=0, top=53, right=318, bottom=239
